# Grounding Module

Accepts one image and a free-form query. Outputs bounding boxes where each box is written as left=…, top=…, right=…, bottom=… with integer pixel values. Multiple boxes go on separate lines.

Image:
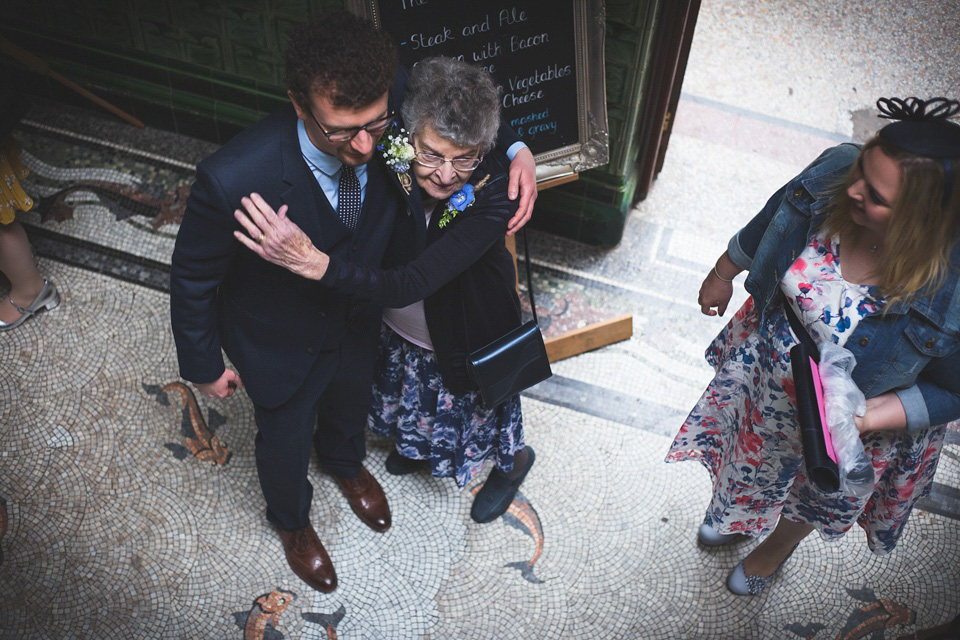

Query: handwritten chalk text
left=511, top=32, right=549, bottom=52
left=409, top=26, right=455, bottom=50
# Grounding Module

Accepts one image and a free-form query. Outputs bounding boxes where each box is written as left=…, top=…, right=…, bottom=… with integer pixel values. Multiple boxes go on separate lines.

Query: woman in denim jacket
left=667, top=97, right=960, bottom=595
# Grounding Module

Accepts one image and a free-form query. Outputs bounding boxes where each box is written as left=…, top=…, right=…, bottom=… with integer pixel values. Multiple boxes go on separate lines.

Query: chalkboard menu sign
left=347, top=0, right=609, bottom=182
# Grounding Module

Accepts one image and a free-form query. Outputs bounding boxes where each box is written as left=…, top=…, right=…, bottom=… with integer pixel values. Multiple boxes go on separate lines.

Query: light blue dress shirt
left=297, top=119, right=369, bottom=210
left=506, top=141, right=526, bottom=161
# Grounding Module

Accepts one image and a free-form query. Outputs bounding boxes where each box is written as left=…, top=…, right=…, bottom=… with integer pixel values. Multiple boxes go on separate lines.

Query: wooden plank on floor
left=544, top=313, right=633, bottom=362
left=536, top=173, right=579, bottom=190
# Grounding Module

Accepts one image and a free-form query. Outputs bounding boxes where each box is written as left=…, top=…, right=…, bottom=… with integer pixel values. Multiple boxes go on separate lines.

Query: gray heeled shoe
left=727, top=544, right=799, bottom=596
left=0, top=279, right=60, bottom=331
left=698, top=522, right=743, bottom=546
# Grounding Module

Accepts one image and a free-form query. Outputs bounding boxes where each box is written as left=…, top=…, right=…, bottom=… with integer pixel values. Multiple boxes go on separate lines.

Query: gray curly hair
left=401, top=57, right=501, bottom=152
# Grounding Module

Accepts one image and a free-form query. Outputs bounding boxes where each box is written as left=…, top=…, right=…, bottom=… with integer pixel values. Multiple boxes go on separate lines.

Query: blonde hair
left=822, top=137, right=960, bottom=308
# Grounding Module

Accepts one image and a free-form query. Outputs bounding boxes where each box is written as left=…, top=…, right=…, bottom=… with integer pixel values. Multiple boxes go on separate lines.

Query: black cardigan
left=320, top=155, right=522, bottom=391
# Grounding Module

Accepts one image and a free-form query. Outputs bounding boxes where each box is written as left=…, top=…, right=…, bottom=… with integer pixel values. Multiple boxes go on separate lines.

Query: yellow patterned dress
left=1, top=136, right=33, bottom=224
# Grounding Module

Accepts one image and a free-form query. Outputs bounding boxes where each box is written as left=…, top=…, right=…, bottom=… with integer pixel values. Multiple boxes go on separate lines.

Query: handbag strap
left=783, top=298, right=818, bottom=359
left=521, top=228, right=539, bottom=325
left=460, top=227, right=540, bottom=350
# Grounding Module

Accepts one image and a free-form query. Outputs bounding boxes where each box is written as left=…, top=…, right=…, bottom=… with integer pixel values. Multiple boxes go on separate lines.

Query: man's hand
left=196, top=368, right=243, bottom=399
left=506, top=147, right=537, bottom=235
left=234, top=193, right=330, bottom=281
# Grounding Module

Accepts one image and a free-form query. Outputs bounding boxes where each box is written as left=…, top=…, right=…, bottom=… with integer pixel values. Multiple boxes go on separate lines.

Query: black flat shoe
left=470, top=447, right=535, bottom=524
left=385, top=449, right=428, bottom=476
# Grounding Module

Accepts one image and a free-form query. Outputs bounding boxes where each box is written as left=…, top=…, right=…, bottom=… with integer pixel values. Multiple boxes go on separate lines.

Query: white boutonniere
left=378, top=124, right=416, bottom=194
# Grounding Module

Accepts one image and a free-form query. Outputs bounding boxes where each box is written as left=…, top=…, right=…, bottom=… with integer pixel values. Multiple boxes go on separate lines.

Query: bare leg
left=0, top=221, right=45, bottom=324
left=742, top=517, right=814, bottom=577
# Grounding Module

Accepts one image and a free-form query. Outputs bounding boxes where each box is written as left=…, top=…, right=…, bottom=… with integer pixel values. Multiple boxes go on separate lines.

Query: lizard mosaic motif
left=470, top=485, right=545, bottom=583
left=784, top=586, right=915, bottom=639
left=302, top=604, right=346, bottom=639
left=232, top=588, right=296, bottom=640
left=144, top=381, right=231, bottom=465
left=17, top=141, right=192, bottom=227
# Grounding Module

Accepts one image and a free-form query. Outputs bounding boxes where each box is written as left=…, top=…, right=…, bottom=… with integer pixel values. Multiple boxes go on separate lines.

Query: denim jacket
left=726, top=143, right=960, bottom=431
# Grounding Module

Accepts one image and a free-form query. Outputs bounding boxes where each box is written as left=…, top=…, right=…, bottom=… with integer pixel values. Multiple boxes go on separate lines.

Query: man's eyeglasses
left=307, top=107, right=395, bottom=143
left=414, top=149, right=483, bottom=172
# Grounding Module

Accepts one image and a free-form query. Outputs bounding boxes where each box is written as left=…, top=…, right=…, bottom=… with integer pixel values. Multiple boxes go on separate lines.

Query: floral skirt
left=666, top=297, right=945, bottom=554
left=367, top=323, right=525, bottom=489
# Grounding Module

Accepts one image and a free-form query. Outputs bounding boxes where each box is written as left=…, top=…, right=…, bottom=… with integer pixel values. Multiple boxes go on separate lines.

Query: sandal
left=0, top=279, right=59, bottom=332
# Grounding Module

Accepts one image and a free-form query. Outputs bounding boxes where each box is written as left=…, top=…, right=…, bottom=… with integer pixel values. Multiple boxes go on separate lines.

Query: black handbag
left=784, top=303, right=840, bottom=493
left=465, top=229, right=552, bottom=408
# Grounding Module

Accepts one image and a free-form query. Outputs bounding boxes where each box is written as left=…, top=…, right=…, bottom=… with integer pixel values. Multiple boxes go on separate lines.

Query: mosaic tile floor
left=3, top=1, right=960, bottom=638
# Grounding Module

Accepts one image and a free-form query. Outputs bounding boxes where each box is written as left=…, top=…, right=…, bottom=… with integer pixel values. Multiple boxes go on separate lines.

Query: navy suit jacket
left=170, top=103, right=425, bottom=408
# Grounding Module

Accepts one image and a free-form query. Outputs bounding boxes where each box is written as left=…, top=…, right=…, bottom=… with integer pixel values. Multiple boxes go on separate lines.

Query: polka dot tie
left=337, top=164, right=361, bottom=230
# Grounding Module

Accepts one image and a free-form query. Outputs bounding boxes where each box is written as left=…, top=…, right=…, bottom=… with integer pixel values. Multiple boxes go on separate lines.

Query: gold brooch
left=398, top=172, right=413, bottom=195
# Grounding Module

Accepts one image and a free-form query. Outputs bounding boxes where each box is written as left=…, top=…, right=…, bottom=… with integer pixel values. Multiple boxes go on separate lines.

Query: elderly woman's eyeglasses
left=414, top=150, right=483, bottom=172
left=308, top=108, right=395, bottom=143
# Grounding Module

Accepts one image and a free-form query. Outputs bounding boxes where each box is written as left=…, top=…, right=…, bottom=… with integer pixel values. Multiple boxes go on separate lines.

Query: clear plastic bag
left=817, top=342, right=875, bottom=497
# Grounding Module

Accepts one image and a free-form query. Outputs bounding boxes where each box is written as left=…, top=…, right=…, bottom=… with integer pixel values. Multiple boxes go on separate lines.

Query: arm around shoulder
left=323, top=175, right=517, bottom=307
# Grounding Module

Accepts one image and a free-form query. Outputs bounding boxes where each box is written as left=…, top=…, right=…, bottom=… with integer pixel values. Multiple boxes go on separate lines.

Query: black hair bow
left=876, top=97, right=960, bottom=121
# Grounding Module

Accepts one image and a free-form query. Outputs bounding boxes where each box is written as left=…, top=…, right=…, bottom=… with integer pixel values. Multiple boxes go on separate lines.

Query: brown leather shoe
left=276, top=524, right=337, bottom=593
left=333, top=467, right=392, bottom=532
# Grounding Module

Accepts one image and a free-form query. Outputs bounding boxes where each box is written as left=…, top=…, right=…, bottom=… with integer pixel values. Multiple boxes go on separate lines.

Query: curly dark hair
left=285, top=11, right=397, bottom=109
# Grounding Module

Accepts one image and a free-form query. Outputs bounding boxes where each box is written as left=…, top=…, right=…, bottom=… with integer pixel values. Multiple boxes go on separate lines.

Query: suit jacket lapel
left=365, top=154, right=427, bottom=251
left=278, top=107, right=350, bottom=252
left=275, top=113, right=427, bottom=255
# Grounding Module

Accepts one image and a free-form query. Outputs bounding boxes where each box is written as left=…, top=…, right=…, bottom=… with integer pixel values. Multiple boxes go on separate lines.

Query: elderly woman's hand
left=506, top=147, right=537, bottom=235
left=233, top=193, right=330, bottom=281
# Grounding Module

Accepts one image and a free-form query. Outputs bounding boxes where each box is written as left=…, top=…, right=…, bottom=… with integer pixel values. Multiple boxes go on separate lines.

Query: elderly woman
left=667, top=97, right=960, bottom=595
left=235, top=57, right=535, bottom=524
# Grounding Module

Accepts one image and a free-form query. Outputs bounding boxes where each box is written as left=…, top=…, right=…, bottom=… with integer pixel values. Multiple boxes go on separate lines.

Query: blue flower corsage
left=437, top=183, right=475, bottom=228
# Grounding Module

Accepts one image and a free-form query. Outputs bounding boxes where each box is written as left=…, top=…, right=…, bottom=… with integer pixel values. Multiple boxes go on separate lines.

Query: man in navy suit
left=170, top=12, right=535, bottom=593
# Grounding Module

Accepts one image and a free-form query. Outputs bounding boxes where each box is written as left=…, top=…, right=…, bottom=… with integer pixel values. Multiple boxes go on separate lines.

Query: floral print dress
left=368, top=323, right=525, bottom=489
left=667, top=232, right=946, bottom=554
